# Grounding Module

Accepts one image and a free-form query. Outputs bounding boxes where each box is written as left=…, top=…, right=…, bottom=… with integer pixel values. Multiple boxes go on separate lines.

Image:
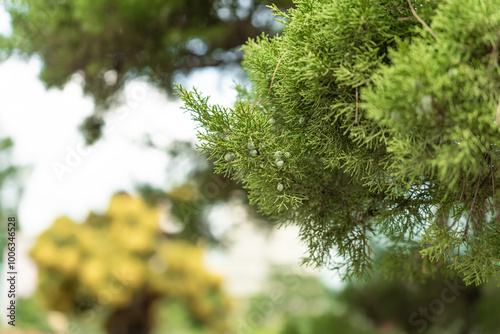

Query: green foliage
left=0, top=136, right=23, bottom=269
left=0, top=137, right=19, bottom=218
left=177, top=0, right=500, bottom=285
left=2, top=297, right=53, bottom=332
left=240, top=269, right=362, bottom=334
left=337, top=271, right=500, bottom=334
left=237, top=267, right=500, bottom=334
left=280, top=314, right=380, bottom=334
left=152, top=299, right=222, bottom=334
left=137, top=140, right=273, bottom=245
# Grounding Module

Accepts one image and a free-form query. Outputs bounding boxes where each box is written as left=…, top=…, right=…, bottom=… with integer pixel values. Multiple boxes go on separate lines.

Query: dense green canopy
left=178, top=0, right=500, bottom=285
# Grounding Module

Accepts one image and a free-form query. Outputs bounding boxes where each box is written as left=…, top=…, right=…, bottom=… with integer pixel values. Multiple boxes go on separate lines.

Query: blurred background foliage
left=137, top=140, right=273, bottom=246
left=11, top=264, right=500, bottom=333
left=24, top=259, right=498, bottom=334
left=11, top=199, right=500, bottom=333
left=29, top=193, right=232, bottom=334
left=0, top=136, right=23, bottom=222
left=1, top=0, right=294, bottom=144
left=238, top=268, right=500, bottom=334
left=0, top=135, right=25, bottom=269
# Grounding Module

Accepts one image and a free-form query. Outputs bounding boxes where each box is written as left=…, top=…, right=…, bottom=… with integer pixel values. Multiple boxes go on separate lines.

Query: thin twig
left=407, top=0, right=438, bottom=41
left=268, top=52, right=286, bottom=95
left=459, top=174, right=467, bottom=202
left=250, top=98, right=264, bottom=110
left=362, top=220, right=378, bottom=259
left=493, top=169, right=495, bottom=198
left=397, top=16, right=415, bottom=21
left=463, top=176, right=481, bottom=242
left=489, top=154, right=495, bottom=198
left=496, top=95, right=500, bottom=125
left=448, top=219, right=457, bottom=230
left=488, top=29, right=500, bottom=70
left=366, top=242, right=379, bottom=259
left=479, top=168, right=493, bottom=189
left=355, top=87, right=359, bottom=124
left=250, top=52, right=287, bottom=111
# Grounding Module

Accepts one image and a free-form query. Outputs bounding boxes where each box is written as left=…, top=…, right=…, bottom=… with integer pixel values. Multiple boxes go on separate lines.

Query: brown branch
left=488, top=38, right=499, bottom=142
left=361, top=219, right=378, bottom=259
left=355, top=87, right=359, bottom=124
left=493, top=169, right=495, bottom=198
left=496, top=94, right=500, bottom=125
left=488, top=29, right=500, bottom=70
left=397, top=16, right=415, bottom=21
left=448, top=218, right=457, bottom=230
left=459, top=174, right=466, bottom=202
left=489, top=155, right=494, bottom=200
left=268, top=52, right=286, bottom=95
left=250, top=52, right=287, bottom=111
left=407, top=0, right=439, bottom=41
left=250, top=98, right=264, bottom=110
left=463, top=176, right=481, bottom=243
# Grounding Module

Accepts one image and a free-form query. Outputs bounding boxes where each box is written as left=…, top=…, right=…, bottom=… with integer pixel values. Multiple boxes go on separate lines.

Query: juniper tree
left=177, top=0, right=500, bottom=285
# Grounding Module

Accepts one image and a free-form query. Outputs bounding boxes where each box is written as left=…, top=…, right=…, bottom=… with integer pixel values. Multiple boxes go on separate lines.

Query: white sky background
left=0, top=55, right=237, bottom=236
left=0, top=5, right=342, bottom=313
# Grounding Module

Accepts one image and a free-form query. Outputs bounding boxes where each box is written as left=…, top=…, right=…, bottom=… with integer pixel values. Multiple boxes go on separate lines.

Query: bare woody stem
left=251, top=52, right=287, bottom=111
left=355, top=87, right=359, bottom=124
left=463, top=176, right=481, bottom=242
left=407, top=0, right=439, bottom=41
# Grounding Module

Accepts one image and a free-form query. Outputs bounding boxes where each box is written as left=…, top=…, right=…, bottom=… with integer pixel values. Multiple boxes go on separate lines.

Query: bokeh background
left=0, top=1, right=500, bottom=333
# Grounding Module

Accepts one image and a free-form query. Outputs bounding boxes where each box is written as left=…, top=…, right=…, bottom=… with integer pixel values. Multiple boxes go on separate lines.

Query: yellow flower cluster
left=30, top=193, right=231, bottom=330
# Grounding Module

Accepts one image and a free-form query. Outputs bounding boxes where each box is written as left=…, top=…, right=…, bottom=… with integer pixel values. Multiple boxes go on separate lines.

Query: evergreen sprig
left=177, top=0, right=500, bottom=285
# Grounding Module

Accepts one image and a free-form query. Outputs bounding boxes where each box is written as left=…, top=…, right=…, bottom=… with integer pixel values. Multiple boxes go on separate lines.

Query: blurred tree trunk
left=104, top=291, right=159, bottom=334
